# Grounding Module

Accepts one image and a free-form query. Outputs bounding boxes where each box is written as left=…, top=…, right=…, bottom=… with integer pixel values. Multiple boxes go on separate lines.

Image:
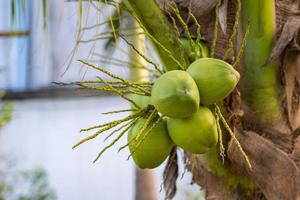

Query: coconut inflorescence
left=75, top=58, right=241, bottom=169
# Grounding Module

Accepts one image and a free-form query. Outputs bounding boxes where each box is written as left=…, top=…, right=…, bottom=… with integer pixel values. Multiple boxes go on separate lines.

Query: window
left=0, top=0, right=31, bottom=91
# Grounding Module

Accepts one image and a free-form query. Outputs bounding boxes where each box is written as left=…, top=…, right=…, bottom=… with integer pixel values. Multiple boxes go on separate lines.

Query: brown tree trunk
left=135, top=169, right=157, bottom=200
left=128, top=18, right=157, bottom=200
left=159, top=0, right=300, bottom=199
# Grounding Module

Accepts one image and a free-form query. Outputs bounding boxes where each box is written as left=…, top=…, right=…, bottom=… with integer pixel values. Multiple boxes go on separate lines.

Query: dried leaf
left=291, top=134, right=300, bottom=168
left=161, top=0, right=219, bottom=18
left=291, top=29, right=300, bottom=51
left=228, top=130, right=299, bottom=200
left=284, top=52, right=300, bottom=131
left=186, top=0, right=219, bottom=17
left=219, top=0, right=228, bottom=34
left=163, top=147, right=178, bottom=200
left=267, top=16, right=300, bottom=63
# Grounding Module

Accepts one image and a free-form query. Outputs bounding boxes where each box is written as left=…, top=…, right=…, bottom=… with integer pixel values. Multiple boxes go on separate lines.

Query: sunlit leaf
left=43, top=0, right=47, bottom=29
left=11, top=0, right=15, bottom=22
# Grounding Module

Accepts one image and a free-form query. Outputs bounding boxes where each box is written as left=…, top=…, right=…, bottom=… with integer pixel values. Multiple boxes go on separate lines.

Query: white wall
left=0, top=96, right=203, bottom=200
left=32, top=0, right=133, bottom=89
left=0, top=0, right=133, bottom=90
left=0, top=97, right=135, bottom=200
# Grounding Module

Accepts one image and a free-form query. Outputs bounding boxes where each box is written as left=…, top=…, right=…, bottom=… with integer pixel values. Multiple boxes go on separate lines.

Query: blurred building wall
left=0, top=0, right=131, bottom=92
left=0, top=97, right=136, bottom=200
left=0, top=0, right=30, bottom=91
left=0, top=96, right=200, bottom=200
left=0, top=1, right=202, bottom=200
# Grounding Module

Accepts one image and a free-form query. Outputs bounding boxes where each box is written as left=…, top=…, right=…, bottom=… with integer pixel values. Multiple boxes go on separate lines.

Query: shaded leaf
left=283, top=52, right=300, bottom=131
left=163, top=147, right=178, bottom=200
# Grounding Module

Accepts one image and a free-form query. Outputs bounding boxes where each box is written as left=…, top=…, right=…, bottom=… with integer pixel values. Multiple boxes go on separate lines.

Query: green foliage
left=0, top=92, right=13, bottom=128
left=17, top=168, right=57, bottom=200
left=0, top=102, right=13, bottom=128
left=0, top=168, right=57, bottom=200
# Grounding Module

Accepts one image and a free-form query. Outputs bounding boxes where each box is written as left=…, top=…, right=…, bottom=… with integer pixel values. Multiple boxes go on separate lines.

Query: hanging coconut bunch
left=65, top=0, right=300, bottom=199
left=71, top=56, right=246, bottom=170
left=71, top=0, right=252, bottom=173
left=150, top=57, right=240, bottom=155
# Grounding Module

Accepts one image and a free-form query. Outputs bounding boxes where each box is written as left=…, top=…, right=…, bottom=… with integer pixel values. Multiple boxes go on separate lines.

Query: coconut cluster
left=128, top=58, right=240, bottom=169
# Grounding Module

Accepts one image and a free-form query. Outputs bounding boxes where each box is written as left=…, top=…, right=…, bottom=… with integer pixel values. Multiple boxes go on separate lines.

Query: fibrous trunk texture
left=158, top=0, right=300, bottom=199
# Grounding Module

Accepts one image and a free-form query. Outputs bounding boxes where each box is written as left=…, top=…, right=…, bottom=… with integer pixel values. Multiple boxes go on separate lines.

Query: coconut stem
left=167, top=2, right=198, bottom=58
left=233, top=22, right=250, bottom=67
left=241, top=0, right=283, bottom=124
left=124, top=0, right=189, bottom=71
left=214, top=106, right=225, bottom=163
left=188, top=9, right=203, bottom=58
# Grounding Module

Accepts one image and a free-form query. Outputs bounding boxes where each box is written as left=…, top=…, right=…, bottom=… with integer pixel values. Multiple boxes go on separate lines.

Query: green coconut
left=167, top=107, right=218, bottom=154
left=128, top=118, right=173, bottom=169
left=151, top=70, right=200, bottom=118
left=187, top=58, right=240, bottom=105
left=130, top=94, right=151, bottom=109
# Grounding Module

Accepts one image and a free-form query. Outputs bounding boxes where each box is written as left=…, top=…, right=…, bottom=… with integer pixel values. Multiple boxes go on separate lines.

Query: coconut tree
left=128, top=19, right=157, bottom=200
left=71, top=0, right=300, bottom=199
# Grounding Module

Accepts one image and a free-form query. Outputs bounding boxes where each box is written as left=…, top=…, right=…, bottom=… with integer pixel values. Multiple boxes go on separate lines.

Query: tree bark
left=158, top=0, right=300, bottom=199
left=135, top=169, right=157, bottom=200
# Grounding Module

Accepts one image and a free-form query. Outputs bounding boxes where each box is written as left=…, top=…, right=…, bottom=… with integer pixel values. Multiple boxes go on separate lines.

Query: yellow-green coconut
left=151, top=70, right=200, bottom=118
left=167, top=107, right=218, bottom=154
left=128, top=118, right=173, bottom=169
left=187, top=58, right=240, bottom=105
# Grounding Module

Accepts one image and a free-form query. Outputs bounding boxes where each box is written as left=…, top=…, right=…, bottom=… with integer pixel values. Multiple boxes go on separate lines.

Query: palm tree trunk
left=135, top=169, right=157, bottom=200
left=130, top=0, right=300, bottom=199
left=128, top=18, right=157, bottom=200
left=166, top=1, right=300, bottom=199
